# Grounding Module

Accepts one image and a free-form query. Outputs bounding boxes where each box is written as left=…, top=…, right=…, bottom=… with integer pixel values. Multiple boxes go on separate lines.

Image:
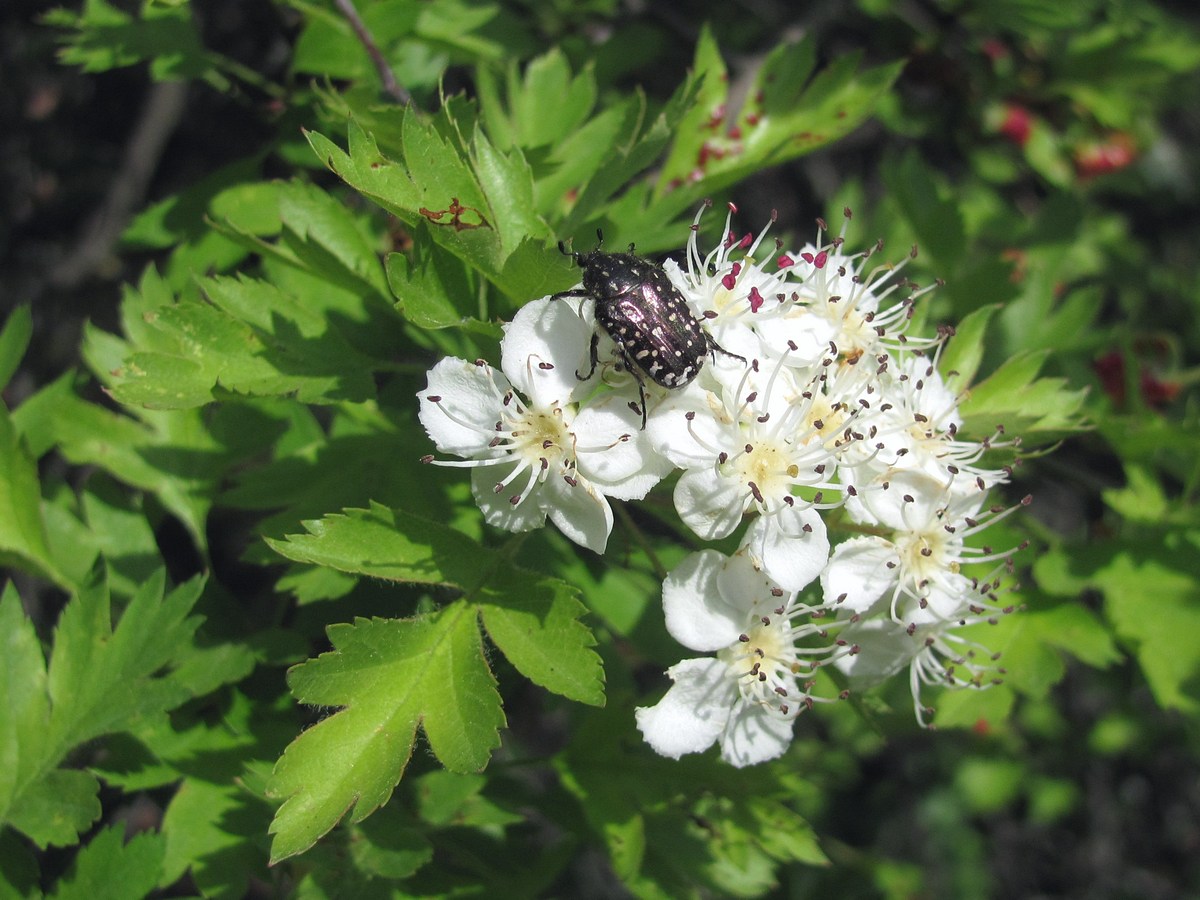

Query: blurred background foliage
left=2, top=0, right=1200, bottom=896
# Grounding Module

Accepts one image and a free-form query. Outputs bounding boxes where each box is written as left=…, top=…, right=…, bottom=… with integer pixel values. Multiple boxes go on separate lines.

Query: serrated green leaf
left=46, top=0, right=207, bottom=80
left=939, top=305, right=999, bottom=397
left=1, top=574, right=205, bottom=848
left=0, top=305, right=32, bottom=391
left=161, top=776, right=269, bottom=898
left=657, top=32, right=902, bottom=204
left=47, top=572, right=205, bottom=753
left=47, top=826, right=164, bottom=900
left=5, top=769, right=101, bottom=850
left=12, top=371, right=230, bottom=551
left=0, top=583, right=54, bottom=824
left=78, top=476, right=162, bottom=598
left=266, top=502, right=489, bottom=587
left=268, top=505, right=604, bottom=703
left=309, top=119, right=510, bottom=290
left=266, top=604, right=505, bottom=861
left=471, top=126, right=543, bottom=256
left=1097, top=542, right=1200, bottom=713
left=0, top=408, right=73, bottom=589
left=478, top=567, right=604, bottom=706
left=958, top=349, right=1088, bottom=436
left=386, top=224, right=479, bottom=328
left=276, top=180, right=390, bottom=297
left=107, top=275, right=378, bottom=409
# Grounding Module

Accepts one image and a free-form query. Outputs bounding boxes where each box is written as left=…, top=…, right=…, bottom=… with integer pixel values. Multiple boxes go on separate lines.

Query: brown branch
left=49, top=79, right=189, bottom=289
left=333, top=0, right=413, bottom=106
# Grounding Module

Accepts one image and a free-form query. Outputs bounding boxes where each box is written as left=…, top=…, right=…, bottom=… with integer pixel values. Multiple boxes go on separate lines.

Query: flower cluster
left=419, top=203, right=1026, bottom=766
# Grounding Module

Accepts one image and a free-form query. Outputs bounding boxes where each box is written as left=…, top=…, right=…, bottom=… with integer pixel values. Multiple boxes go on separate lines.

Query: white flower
left=819, top=469, right=1027, bottom=722
left=648, top=355, right=855, bottom=590
left=770, top=211, right=939, bottom=369
left=822, top=469, right=1004, bottom=624
left=635, top=550, right=845, bottom=766
left=835, top=607, right=1012, bottom=726
left=417, top=297, right=671, bottom=553
left=660, top=201, right=790, bottom=363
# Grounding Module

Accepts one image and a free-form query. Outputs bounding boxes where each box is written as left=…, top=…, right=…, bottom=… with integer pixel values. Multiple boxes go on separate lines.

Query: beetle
left=554, top=234, right=746, bottom=427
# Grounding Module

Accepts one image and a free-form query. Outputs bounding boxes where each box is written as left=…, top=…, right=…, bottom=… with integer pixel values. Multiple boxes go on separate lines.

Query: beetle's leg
left=577, top=330, right=600, bottom=381
left=708, top=334, right=748, bottom=366
left=550, top=289, right=591, bottom=301
left=636, top=377, right=648, bottom=429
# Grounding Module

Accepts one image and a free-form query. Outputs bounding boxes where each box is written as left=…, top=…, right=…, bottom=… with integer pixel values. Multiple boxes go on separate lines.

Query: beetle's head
left=558, top=229, right=609, bottom=270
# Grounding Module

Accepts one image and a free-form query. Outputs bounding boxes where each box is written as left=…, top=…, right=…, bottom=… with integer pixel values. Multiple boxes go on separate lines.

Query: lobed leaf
left=266, top=604, right=504, bottom=861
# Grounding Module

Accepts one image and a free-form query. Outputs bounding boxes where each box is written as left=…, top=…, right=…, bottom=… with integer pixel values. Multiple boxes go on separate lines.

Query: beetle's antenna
left=557, top=239, right=579, bottom=263
left=594, top=228, right=604, bottom=250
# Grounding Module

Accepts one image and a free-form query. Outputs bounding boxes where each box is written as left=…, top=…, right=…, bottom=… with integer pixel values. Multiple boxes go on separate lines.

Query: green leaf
left=0, top=407, right=74, bottom=589
left=275, top=179, right=390, bottom=297
left=267, top=504, right=604, bottom=704
left=477, top=566, right=604, bottom=707
left=78, top=476, right=162, bottom=599
left=957, top=350, right=1088, bottom=438
left=0, top=574, right=205, bottom=848
left=657, top=31, right=903, bottom=204
left=991, top=602, right=1120, bottom=700
left=12, top=369, right=236, bottom=552
left=0, top=583, right=66, bottom=842
left=5, top=770, right=101, bottom=850
left=477, top=49, right=597, bottom=151
left=0, top=305, right=32, bottom=391
left=939, top=305, right=1000, bottom=396
left=1097, top=540, right=1200, bottom=713
left=161, top=776, right=270, bottom=898
left=883, top=150, right=966, bottom=269
left=266, top=604, right=505, bottom=862
left=47, top=827, right=164, bottom=900
left=107, top=275, right=378, bottom=409
left=386, top=223, right=480, bottom=328
left=47, top=571, right=204, bottom=753
left=45, top=0, right=208, bottom=80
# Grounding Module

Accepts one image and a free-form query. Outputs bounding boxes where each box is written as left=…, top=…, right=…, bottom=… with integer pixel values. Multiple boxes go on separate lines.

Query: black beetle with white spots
left=554, top=236, right=746, bottom=427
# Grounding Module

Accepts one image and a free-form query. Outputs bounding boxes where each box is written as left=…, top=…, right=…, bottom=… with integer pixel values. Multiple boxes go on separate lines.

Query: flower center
left=734, top=439, right=797, bottom=505
left=896, top=527, right=958, bottom=583
left=509, top=406, right=573, bottom=473
left=719, top=615, right=800, bottom=714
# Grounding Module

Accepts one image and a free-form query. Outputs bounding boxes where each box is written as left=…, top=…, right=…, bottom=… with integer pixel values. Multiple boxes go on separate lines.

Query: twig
left=333, top=0, right=413, bottom=106
left=49, top=79, right=189, bottom=289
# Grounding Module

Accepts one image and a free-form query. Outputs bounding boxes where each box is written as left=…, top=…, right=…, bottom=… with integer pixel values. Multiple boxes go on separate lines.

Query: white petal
left=418, top=357, right=508, bottom=458
left=635, top=658, right=734, bottom=759
left=501, top=296, right=597, bottom=406
left=544, top=476, right=614, bottom=554
left=720, top=701, right=795, bottom=767
left=573, top=396, right=672, bottom=501
left=741, top=506, right=829, bottom=593
left=850, top=468, right=946, bottom=531
left=836, top=618, right=919, bottom=686
left=663, top=551, right=748, bottom=652
left=471, top=464, right=548, bottom=534
left=714, top=551, right=781, bottom=616
left=900, top=571, right=972, bottom=625
left=820, top=535, right=897, bottom=613
left=646, top=384, right=727, bottom=469
left=674, top=468, right=747, bottom=540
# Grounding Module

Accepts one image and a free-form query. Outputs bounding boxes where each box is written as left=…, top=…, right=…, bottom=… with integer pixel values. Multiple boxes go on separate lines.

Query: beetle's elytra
left=553, top=235, right=745, bottom=427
